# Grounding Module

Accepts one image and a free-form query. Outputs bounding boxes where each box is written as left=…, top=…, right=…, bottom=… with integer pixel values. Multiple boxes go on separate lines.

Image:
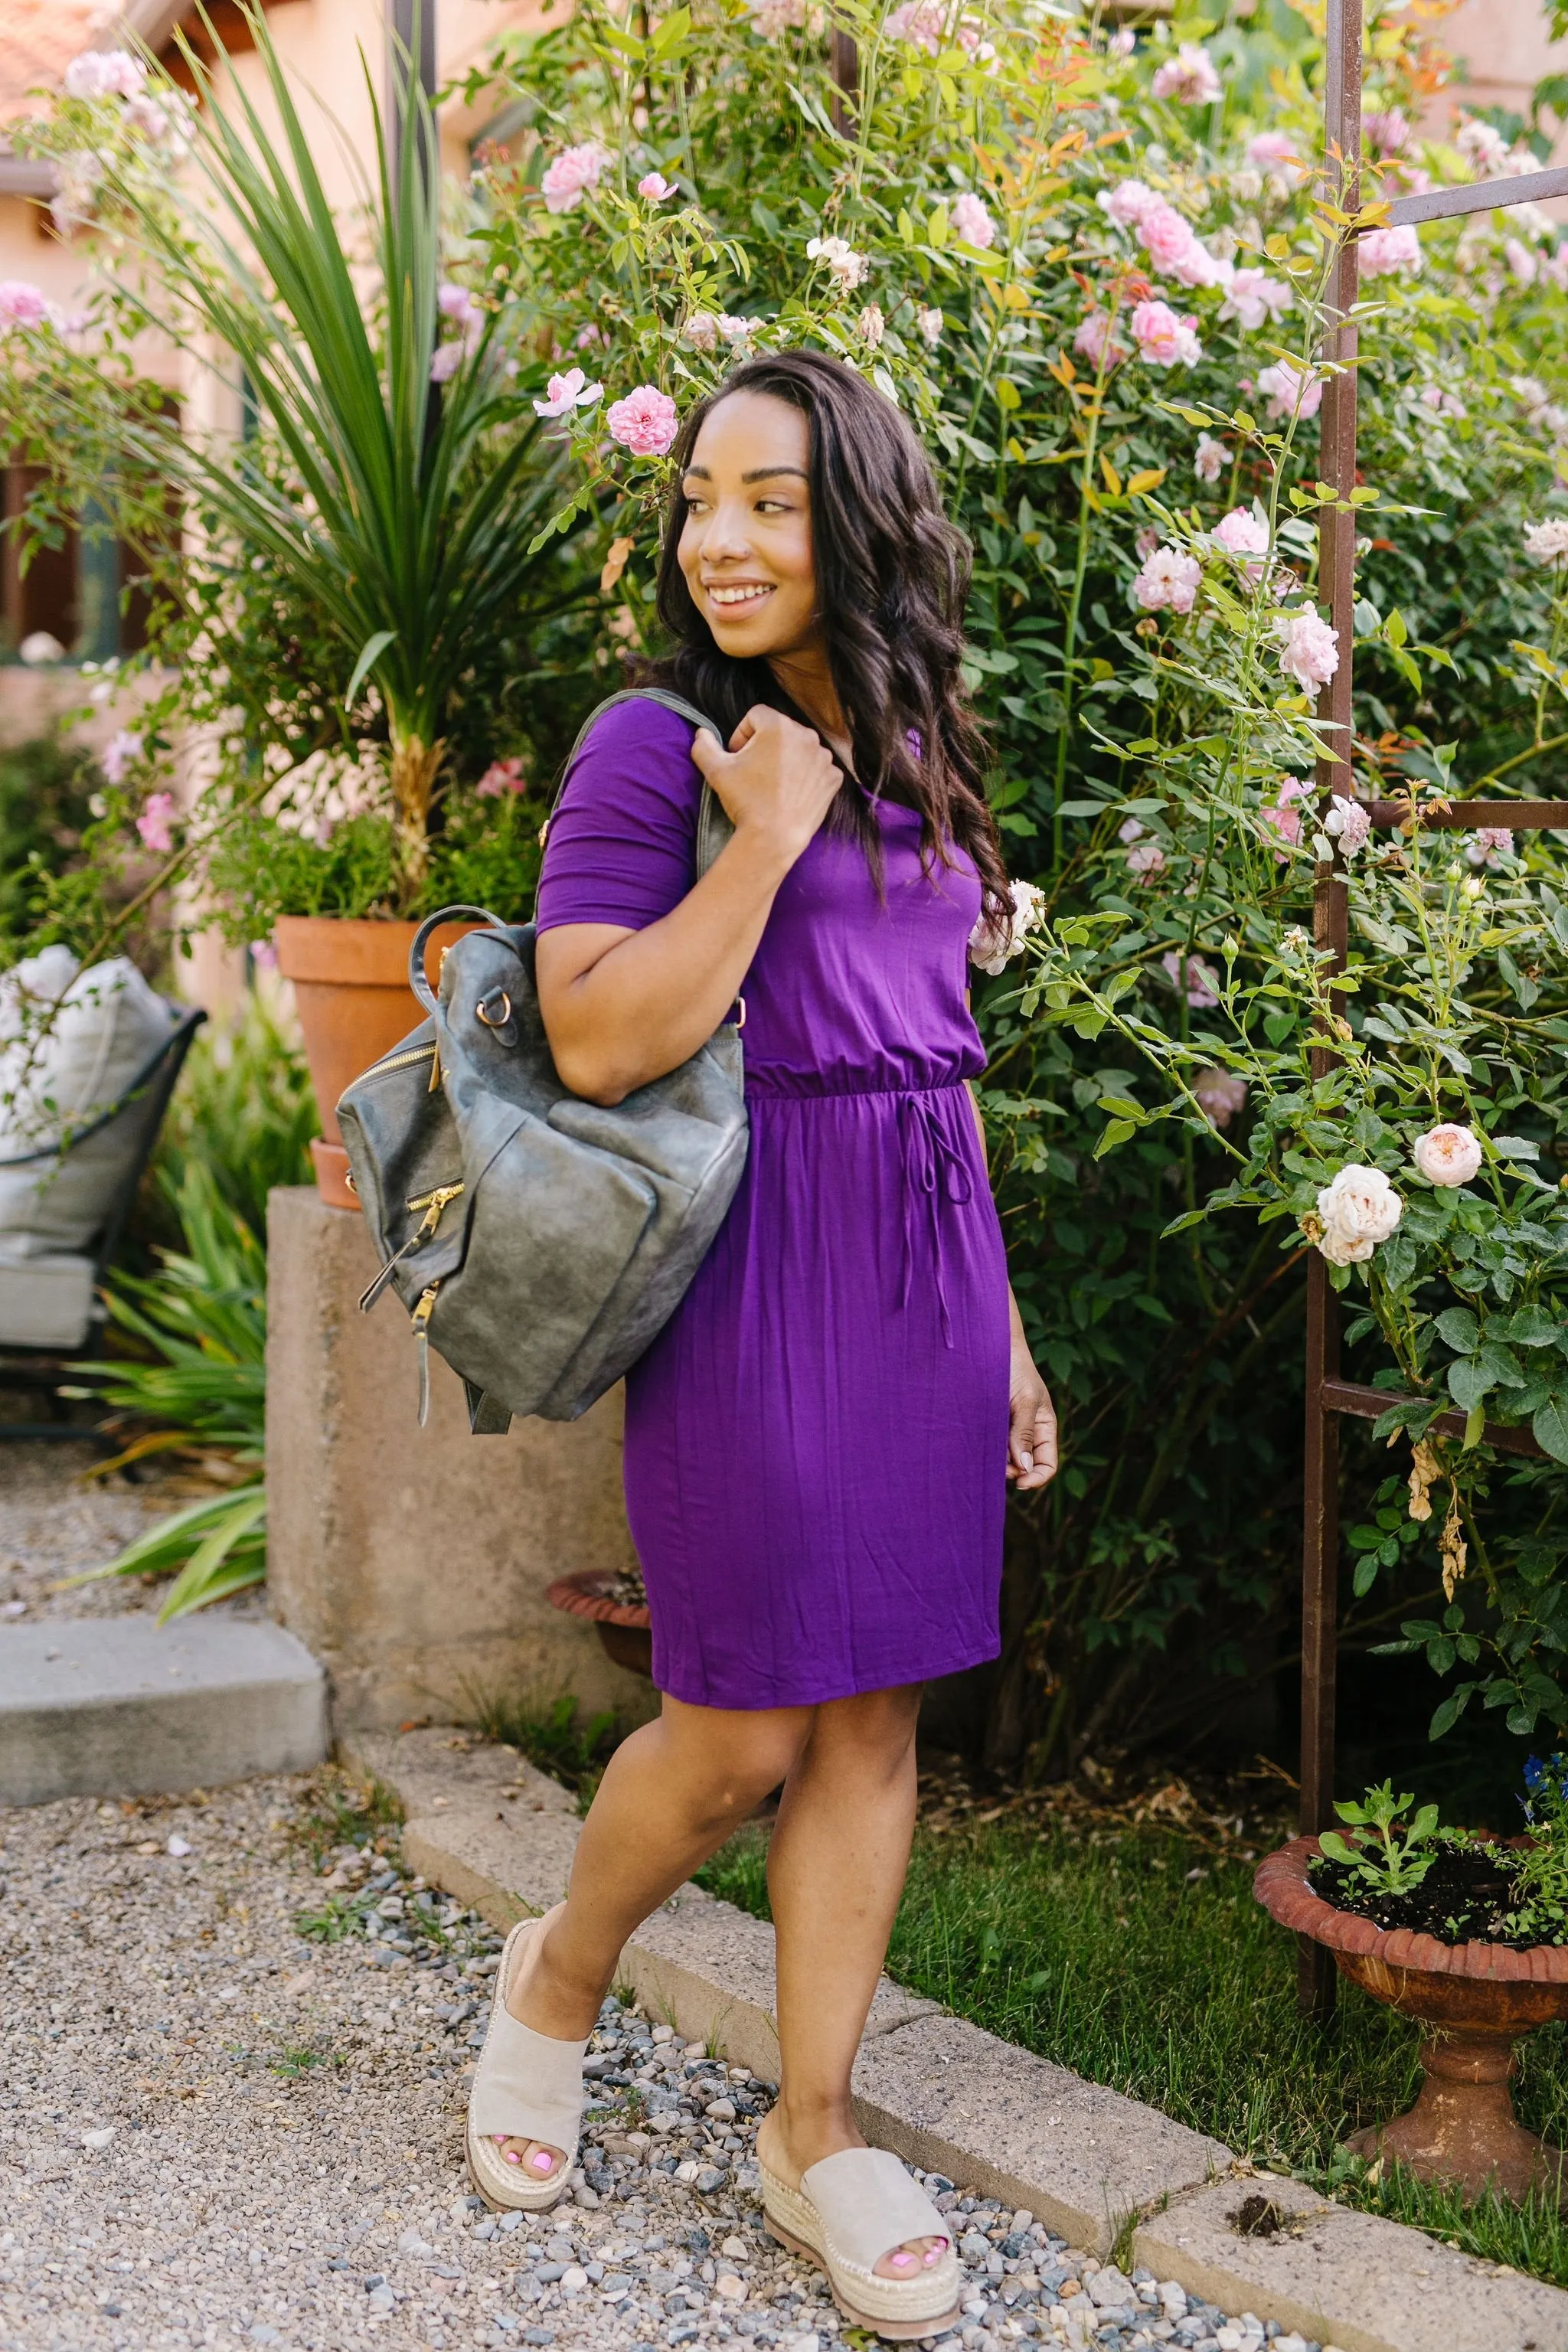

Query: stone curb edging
left=345, top=1729, right=1568, bottom=2352
left=1255, top=1836, right=1568, bottom=1983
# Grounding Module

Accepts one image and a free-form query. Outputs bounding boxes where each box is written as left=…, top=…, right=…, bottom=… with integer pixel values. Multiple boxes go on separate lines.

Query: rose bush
left=9, top=0, right=1568, bottom=1766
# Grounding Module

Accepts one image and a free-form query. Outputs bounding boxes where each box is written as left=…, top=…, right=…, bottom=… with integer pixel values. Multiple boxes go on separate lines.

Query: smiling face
left=676, top=390, right=822, bottom=662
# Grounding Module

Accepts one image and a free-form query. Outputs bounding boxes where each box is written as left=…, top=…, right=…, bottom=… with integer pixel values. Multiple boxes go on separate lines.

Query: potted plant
left=0, top=8, right=600, bottom=1203
left=1255, top=1769, right=1568, bottom=2203
left=546, top=1564, right=653, bottom=1680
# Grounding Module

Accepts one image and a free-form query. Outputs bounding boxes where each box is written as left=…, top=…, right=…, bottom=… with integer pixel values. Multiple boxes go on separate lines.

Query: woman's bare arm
left=535, top=707, right=840, bottom=1106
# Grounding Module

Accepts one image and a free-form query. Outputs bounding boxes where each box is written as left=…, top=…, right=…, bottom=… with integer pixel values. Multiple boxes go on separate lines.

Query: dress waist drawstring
left=897, top=1089, right=975, bottom=1348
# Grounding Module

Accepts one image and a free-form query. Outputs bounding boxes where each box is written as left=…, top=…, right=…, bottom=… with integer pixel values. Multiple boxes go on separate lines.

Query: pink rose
left=430, top=341, right=464, bottom=384
left=476, top=757, right=528, bottom=798
left=886, top=0, right=946, bottom=50
left=1359, top=224, right=1421, bottom=279
left=606, top=384, right=680, bottom=459
left=1137, top=200, right=1199, bottom=276
left=1324, top=795, right=1371, bottom=857
left=1126, top=840, right=1167, bottom=883
left=1162, top=951, right=1220, bottom=1009
left=1099, top=178, right=1158, bottom=230
left=1467, top=826, right=1514, bottom=869
left=1259, top=779, right=1308, bottom=860
left=1194, top=433, right=1227, bottom=483
left=100, top=729, right=142, bottom=787
left=1129, top=299, right=1201, bottom=369
left=534, top=366, right=604, bottom=420
left=1134, top=546, right=1201, bottom=616
left=437, top=281, right=479, bottom=325
left=1412, top=1125, right=1483, bottom=1188
left=1220, top=268, right=1292, bottom=332
left=638, top=172, right=675, bottom=201
left=135, top=790, right=175, bottom=854
left=1256, top=359, right=1323, bottom=421
left=64, top=48, right=145, bottom=100
left=1212, top=508, right=1269, bottom=557
left=541, top=142, right=608, bottom=214
left=1277, top=609, right=1339, bottom=691
left=1246, top=131, right=1308, bottom=182
left=1073, top=311, right=1126, bottom=372
left=0, top=280, right=49, bottom=328
left=951, top=193, right=996, bottom=252
left=1152, top=44, right=1221, bottom=105
left=1194, top=1069, right=1248, bottom=1127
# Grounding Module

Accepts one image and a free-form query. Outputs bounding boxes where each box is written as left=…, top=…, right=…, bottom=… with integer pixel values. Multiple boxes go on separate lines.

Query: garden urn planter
left=546, top=1566, right=653, bottom=1680
left=1256, top=1835, right=1568, bottom=2204
left=273, top=916, right=476, bottom=1210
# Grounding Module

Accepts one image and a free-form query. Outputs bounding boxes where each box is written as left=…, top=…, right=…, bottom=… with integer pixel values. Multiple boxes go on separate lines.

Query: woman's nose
left=696, top=502, right=754, bottom=561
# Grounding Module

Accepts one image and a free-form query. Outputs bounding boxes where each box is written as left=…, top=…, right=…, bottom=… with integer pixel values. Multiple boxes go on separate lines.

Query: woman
left=466, top=348, right=1057, bottom=2339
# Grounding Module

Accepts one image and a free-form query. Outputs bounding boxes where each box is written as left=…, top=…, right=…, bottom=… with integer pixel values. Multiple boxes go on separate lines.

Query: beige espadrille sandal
left=465, top=1913, right=586, bottom=2213
left=760, top=2145, right=961, bottom=2341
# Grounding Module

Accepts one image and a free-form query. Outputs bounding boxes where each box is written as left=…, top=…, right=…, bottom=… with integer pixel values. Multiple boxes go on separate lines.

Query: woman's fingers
left=1008, top=1388, right=1059, bottom=1490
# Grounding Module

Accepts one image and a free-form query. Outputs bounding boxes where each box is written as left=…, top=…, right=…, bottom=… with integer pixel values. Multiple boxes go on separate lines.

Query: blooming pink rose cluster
left=606, top=384, right=680, bottom=459
left=1323, top=794, right=1372, bottom=856
left=1365, top=109, right=1410, bottom=157
left=1072, top=311, right=1126, bottom=373
left=1130, top=299, right=1201, bottom=368
left=1161, top=951, right=1220, bottom=1008
left=1219, top=267, right=1292, bottom=333
left=1211, top=505, right=1269, bottom=564
left=1466, top=825, right=1515, bottom=870
left=1276, top=609, right=1340, bottom=691
left=950, top=192, right=996, bottom=252
left=64, top=49, right=145, bottom=100
left=1151, top=43, right=1222, bottom=106
left=1358, top=224, right=1422, bottom=279
left=136, top=790, right=175, bottom=854
left=1133, top=544, right=1201, bottom=616
left=1256, top=358, right=1323, bottom=422
left=1194, top=1069, right=1248, bottom=1128
left=1259, top=778, right=1309, bottom=860
left=1246, top=131, right=1308, bottom=184
left=476, top=757, right=528, bottom=798
left=0, top=280, right=49, bottom=330
left=541, top=142, right=609, bottom=214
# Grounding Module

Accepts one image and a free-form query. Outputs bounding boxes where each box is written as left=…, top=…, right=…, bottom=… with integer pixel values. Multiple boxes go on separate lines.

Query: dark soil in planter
left=1309, top=1838, right=1566, bottom=1949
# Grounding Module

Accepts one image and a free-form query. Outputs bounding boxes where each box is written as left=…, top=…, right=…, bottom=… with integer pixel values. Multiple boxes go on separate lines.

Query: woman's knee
left=658, top=1697, right=808, bottom=1821
left=805, top=1684, right=923, bottom=1772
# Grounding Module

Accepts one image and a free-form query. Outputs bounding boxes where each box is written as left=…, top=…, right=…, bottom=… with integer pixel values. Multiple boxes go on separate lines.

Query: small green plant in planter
left=1507, top=1754, right=1568, bottom=1947
left=1318, top=1782, right=1445, bottom=1899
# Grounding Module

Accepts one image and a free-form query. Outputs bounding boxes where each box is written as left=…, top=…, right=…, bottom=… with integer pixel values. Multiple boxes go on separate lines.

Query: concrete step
left=0, top=1614, right=328, bottom=1807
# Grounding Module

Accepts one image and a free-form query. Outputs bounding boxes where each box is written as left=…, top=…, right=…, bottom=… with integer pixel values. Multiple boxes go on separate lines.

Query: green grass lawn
left=697, top=1805, right=1568, bottom=2287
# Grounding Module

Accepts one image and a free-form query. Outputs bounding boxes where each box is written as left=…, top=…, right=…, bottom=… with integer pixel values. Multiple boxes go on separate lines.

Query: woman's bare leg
left=493, top=1694, right=810, bottom=2182
left=756, top=1684, right=943, bottom=2281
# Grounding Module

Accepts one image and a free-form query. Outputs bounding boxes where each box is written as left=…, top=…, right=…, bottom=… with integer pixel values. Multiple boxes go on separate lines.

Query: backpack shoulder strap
left=549, top=688, right=734, bottom=880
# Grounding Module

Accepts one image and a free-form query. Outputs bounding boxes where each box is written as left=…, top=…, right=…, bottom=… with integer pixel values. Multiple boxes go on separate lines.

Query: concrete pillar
left=265, top=1185, right=655, bottom=1736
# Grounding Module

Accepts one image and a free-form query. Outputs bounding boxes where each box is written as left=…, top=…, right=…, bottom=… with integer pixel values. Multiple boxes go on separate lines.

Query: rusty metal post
left=830, top=23, right=858, bottom=137
left=1297, top=0, right=1361, bottom=2022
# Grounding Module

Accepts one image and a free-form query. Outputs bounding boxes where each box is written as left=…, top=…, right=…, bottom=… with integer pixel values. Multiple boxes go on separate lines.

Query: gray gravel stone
left=0, top=1746, right=1277, bottom=2350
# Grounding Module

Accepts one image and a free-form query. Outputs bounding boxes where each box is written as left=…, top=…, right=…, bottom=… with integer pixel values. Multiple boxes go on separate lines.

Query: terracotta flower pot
left=546, top=1566, right=653, bottom=1681
left=273, top=915, right=477, bottom=1210
left=1256, top=1835, right=1568, bottom=2204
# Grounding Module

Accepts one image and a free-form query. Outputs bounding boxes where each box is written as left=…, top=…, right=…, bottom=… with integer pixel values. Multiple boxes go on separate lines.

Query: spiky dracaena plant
left=6, top=3, right=585, bottom=903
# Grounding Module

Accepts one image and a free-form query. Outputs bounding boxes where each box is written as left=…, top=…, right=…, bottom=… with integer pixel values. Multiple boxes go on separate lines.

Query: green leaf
left=1447, top=1357, right=1493, bottom=1412
left=345, top=628, right=397, bottom=707
left=1093, top=1118, right=1137, bottom=1158
left=1492, top=1136, right=1540, bottom=1160
left=1534, top=1396, right=1568, bottom=1465
left=1429, top=1690, right=1470, bottom=1738
left=1436, top=1305, right=1479, bottom=1354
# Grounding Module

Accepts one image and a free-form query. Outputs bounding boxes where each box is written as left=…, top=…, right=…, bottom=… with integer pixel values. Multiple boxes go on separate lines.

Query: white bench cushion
left=0, top=946, right=177, bottom=1257
left=0, top=1249, right=98, bottom=1351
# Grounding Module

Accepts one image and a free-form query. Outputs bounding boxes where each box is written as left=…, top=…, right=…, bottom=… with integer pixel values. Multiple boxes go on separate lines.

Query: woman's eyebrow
left=680, top=465, right=808, bottom=485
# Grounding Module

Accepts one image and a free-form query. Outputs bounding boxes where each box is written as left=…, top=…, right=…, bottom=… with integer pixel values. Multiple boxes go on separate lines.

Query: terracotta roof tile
left=0, top=1, right=121, bottom=124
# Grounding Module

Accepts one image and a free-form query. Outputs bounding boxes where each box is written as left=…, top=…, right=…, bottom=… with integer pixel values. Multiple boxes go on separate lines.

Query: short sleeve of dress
left=535, top=699, right=701, bottom=934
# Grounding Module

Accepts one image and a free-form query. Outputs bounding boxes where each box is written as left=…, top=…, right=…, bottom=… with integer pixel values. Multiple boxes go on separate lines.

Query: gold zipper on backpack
left=411, top=1282, right=440, bottom=1426
left=368, top=1042, right=437, bottom=1076
left=356, top=1186, right=465, bottom=1317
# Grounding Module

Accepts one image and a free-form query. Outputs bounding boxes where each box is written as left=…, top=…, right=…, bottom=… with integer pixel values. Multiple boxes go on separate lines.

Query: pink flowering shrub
left=541, top=143, right=609, bottom=214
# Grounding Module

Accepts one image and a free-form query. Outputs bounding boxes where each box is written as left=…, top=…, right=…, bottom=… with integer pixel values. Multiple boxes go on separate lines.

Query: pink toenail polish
left=505, top=2150, right=521, bottom=2164
left=531, top=2153, right=553, bottom=2172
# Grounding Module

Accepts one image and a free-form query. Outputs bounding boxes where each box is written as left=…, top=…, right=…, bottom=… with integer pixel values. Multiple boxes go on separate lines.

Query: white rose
left=1315, top=1164, right=1403, bottom=1266
left=1412, top=1123, right=1483, bottom=1187
left=969, top=877, right=1045, bottom=976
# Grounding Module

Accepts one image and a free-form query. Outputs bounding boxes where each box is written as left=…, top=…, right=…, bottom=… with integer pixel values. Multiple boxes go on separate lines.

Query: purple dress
left=535, top=700, right=1011, bottom=1709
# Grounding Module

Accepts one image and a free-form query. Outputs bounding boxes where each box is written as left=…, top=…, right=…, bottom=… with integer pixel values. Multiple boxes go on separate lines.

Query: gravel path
left=0, top=1766, right=1329, bottom=2352
left=0, top=1443, right=236, bottom=1625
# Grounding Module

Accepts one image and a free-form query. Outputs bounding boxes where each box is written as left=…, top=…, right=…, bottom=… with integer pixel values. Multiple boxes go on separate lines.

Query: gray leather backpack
left=335, top=688, right=746, bottom=1432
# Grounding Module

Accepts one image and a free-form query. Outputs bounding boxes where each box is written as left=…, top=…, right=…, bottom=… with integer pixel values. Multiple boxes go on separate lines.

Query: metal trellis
left=1298, top=3, right=1568, bottom=2019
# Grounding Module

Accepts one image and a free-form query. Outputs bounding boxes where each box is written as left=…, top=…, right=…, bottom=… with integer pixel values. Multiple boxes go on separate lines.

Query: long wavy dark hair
left=634, top=348, right=1010, bottom=932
